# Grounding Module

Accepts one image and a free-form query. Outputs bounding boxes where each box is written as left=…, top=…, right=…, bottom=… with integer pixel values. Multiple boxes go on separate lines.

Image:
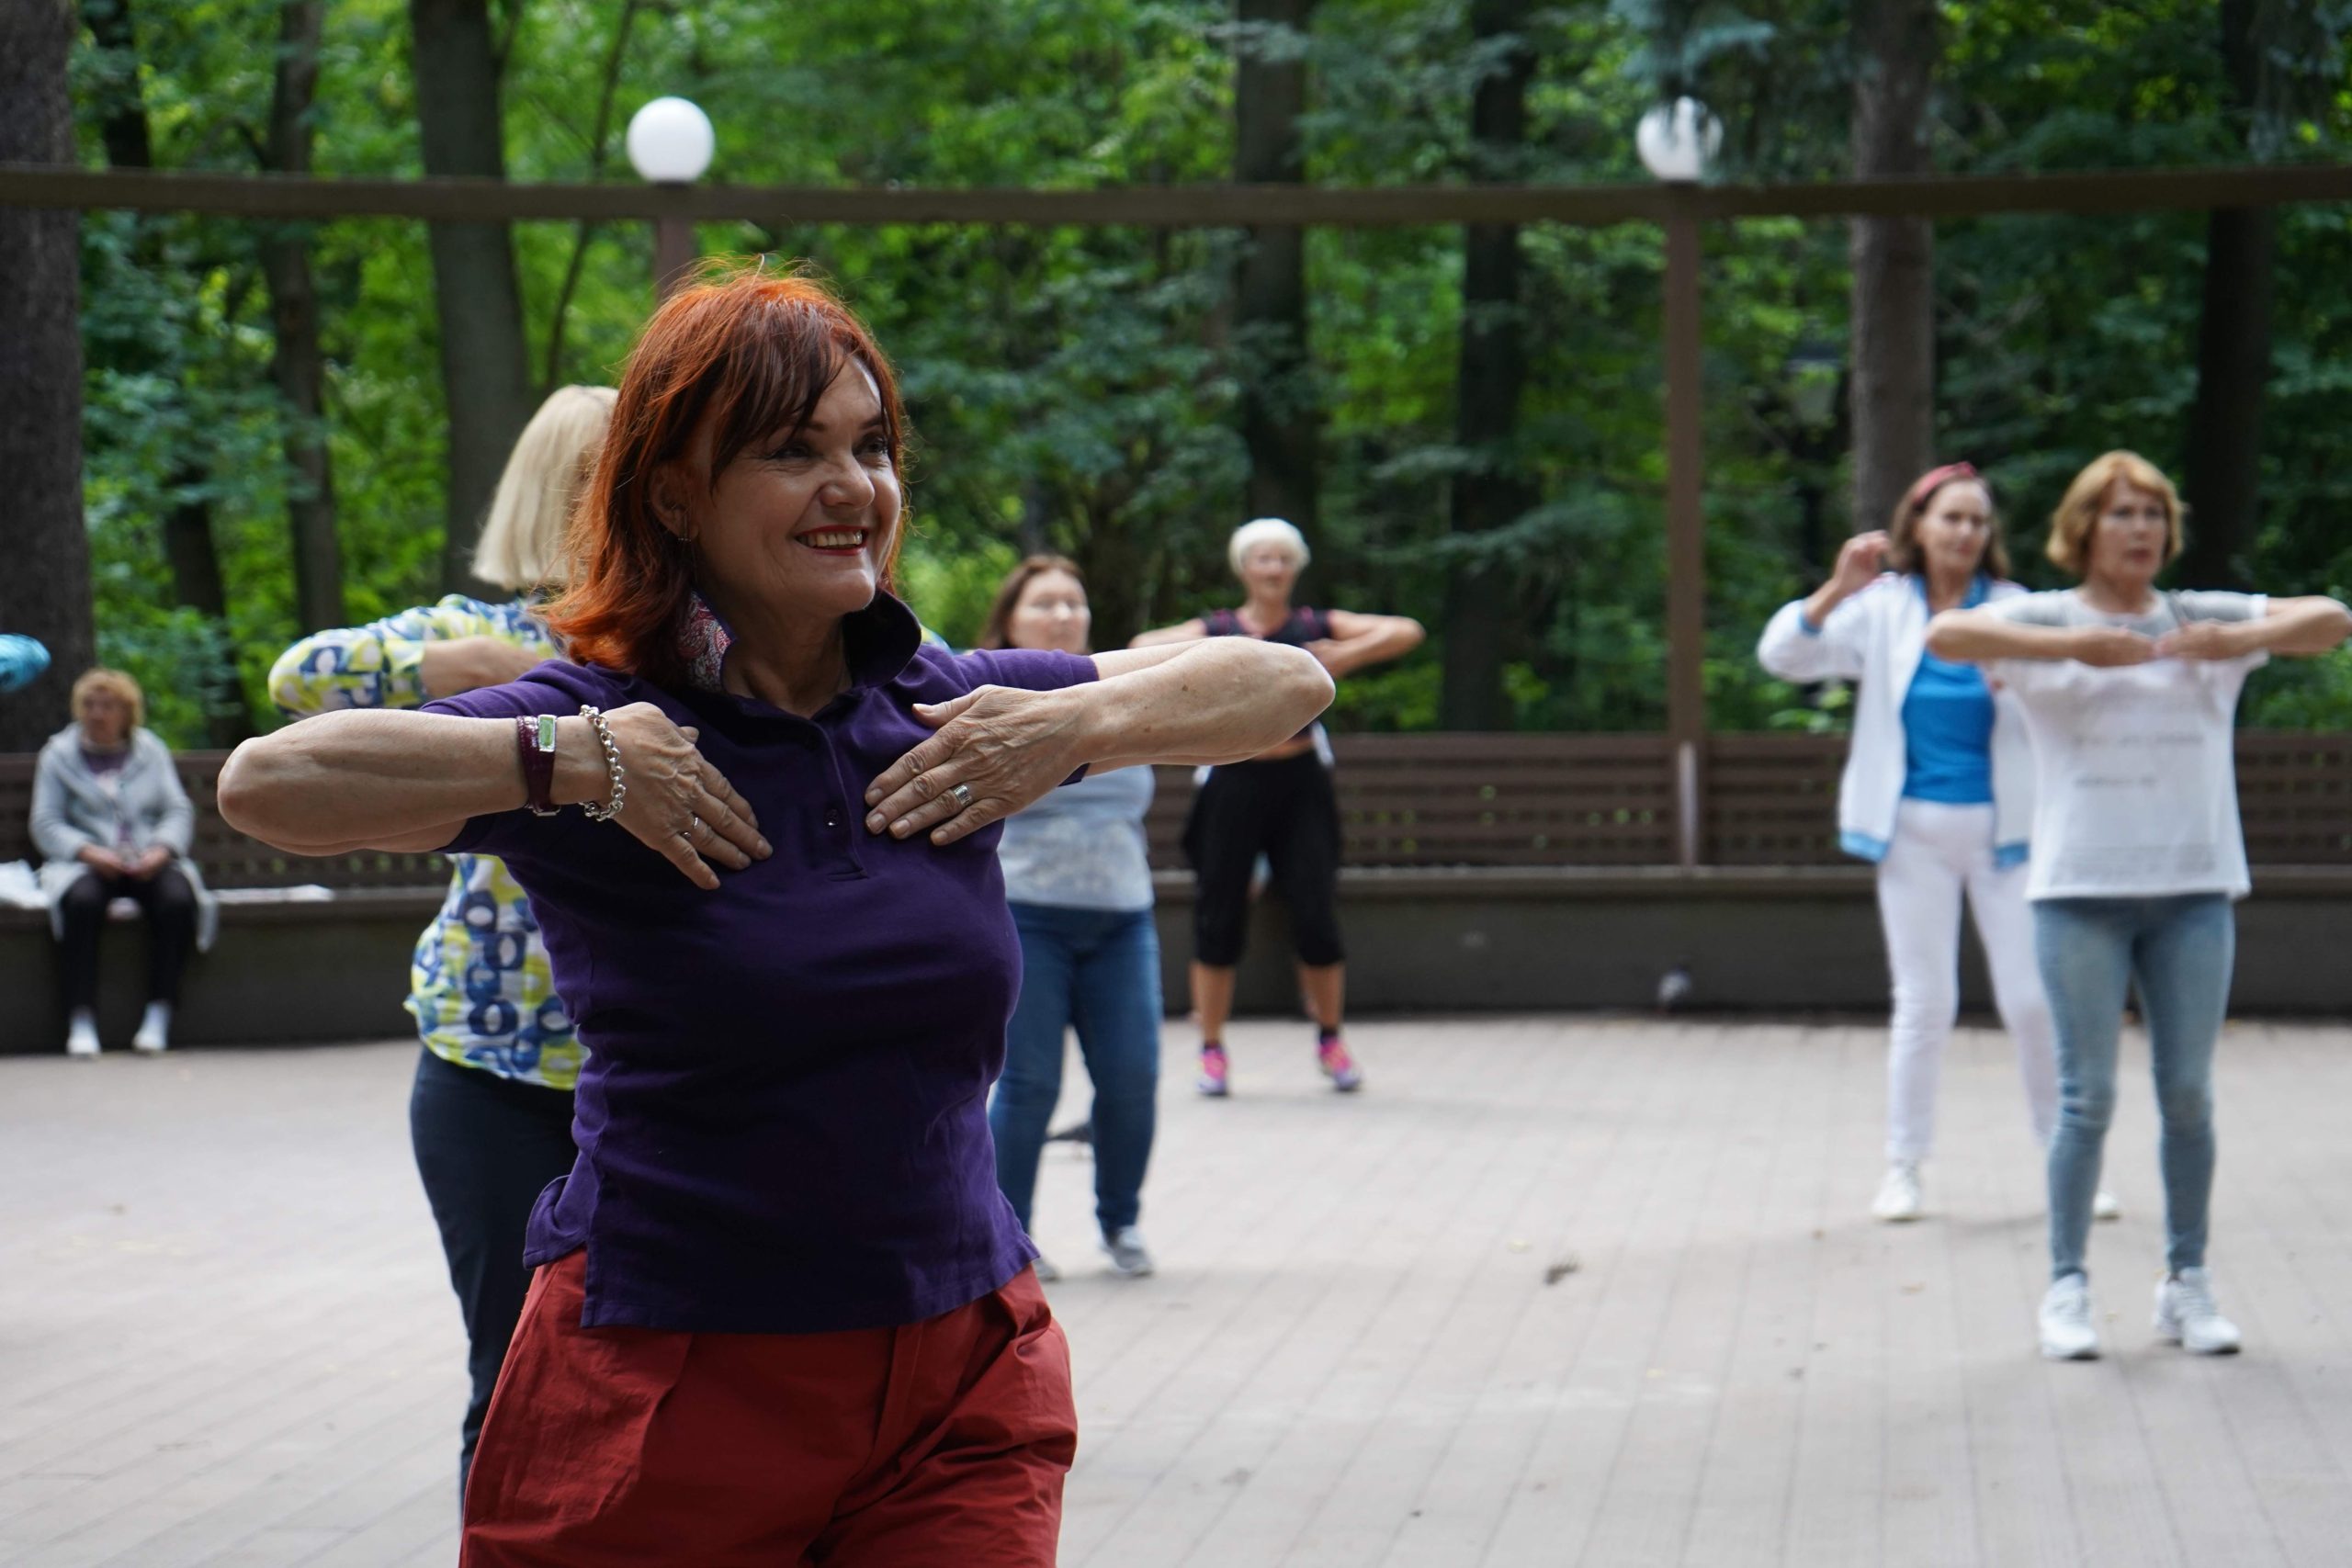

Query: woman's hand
left=864, top=686, right=1087, bottom=847
left=129, top=845, right=173, bottom=880
left=2069, top=626, right=2160, bottom=667
left=75, top=844, right=130, bottom=878
left=1828, top=531, right=1890, bottom=596
left=2154, top=620, right=2255, bottom=661
left=585, top=703, right=769, bottom=889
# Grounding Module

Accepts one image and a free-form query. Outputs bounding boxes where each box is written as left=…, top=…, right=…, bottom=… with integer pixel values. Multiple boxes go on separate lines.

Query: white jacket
left=1756, top=573, right=2034, bottom=866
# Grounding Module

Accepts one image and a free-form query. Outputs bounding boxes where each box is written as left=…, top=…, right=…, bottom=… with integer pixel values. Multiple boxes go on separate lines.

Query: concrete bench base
left=1, top=891, right=439, bottom=1054
left=8, top=868, right=2350, bottom=1055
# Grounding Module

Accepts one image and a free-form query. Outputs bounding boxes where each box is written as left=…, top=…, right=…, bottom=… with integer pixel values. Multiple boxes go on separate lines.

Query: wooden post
left=653, top=209, right=695, bottom=301
left=1664, top=199, right=1706, bottom=869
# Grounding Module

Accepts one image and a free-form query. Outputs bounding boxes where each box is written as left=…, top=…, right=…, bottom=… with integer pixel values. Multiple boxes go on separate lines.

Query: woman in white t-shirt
left=1928, top=451, right=2351, bottom=1362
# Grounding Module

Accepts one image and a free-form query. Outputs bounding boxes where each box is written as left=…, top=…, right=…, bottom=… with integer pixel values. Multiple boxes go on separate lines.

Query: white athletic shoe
left=2154, top=1267, right=2242, bottom=1355
left=1871, top=1161, right=1924, bottom=1223
left=2093, top=1189, right=2121, bottom=1222
left=65, top=1010, right=100, bottom=1058
left=1101, top=1226, right=1156, bottom=1279
left=131, top=1001, right=171, bottom=1054
left=2039, top=1272, right=2100, bottom=1360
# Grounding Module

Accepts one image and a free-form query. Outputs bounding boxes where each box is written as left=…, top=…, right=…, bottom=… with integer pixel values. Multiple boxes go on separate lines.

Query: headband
left=1905, top=461, right=1980, bottom=512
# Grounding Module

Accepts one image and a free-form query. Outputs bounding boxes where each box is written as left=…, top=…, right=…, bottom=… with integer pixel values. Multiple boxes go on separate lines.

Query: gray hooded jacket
left=29, top=725, right=219, bottom=951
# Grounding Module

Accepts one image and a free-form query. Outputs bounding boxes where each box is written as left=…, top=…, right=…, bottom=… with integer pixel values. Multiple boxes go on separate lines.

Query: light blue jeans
left=989, top=903, right=1161, bottom=1237
left=2035, top=895, right=2233, bottom=1283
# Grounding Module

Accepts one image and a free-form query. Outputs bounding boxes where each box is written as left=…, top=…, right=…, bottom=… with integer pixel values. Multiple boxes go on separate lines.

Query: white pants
left=1874, top=799, right=2059, bottom=1163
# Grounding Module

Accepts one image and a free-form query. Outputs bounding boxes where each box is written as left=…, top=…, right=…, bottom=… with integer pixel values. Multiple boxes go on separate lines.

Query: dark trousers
left=56, top=866, right=197, bottom=1010
left=1182, top=750, right=1346, bottom=967
left=408, top=1047, right=578, bottom=1498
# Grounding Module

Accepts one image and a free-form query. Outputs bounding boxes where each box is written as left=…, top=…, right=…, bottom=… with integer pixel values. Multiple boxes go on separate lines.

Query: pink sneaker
left=1317, top=1036, right=1363, bottom=1092
left=1197, top=1044, right=1230, bottom=1098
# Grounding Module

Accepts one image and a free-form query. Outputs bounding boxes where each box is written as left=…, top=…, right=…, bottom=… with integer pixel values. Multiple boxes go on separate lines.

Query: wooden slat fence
left=3, top=731, right=2348, bottom=886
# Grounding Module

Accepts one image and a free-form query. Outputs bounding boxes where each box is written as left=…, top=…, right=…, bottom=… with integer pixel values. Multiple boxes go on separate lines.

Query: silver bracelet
left=577, top=705, right=627, bottom=820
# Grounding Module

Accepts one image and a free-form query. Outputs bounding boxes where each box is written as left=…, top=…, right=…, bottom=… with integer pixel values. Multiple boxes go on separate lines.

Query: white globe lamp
left=1636, top=97, right=1722, bottom=184
left=626, top=96, right=715, bottom=185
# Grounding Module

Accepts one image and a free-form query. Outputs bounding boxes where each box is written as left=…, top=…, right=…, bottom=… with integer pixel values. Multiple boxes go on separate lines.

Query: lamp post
left=626, top=96, right=714, bottom=302
left=1637, top=96, right=1721, bottom=869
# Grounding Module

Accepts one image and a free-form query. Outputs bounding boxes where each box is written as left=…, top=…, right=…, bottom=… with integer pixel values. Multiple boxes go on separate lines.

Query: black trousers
left=407, top=1046, right=578, bottom=1497
left=56, top=866, right=197, bottom=1010
left=1182, top=750, right=1346, bottom=968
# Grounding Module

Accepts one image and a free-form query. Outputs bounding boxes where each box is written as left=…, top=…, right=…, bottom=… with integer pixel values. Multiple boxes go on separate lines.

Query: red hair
left=543, top=260, right=910, bottom=685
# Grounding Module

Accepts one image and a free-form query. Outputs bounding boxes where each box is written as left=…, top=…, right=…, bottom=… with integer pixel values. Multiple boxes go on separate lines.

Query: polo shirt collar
left=676, top=588, right=924, bottom=696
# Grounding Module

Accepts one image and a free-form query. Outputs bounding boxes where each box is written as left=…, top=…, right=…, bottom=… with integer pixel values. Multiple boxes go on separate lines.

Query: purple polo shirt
left=420, top=592, right=1095, bottom=1332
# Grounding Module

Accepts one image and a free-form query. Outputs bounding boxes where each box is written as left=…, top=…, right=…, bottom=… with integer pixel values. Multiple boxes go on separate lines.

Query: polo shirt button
left=823, top=804, right=844, bottom=829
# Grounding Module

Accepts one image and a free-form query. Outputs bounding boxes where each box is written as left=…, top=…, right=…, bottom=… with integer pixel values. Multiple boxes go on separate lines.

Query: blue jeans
left=2035, top=895, right=2233, bottom=1283
left=990, top=903, right=1162, bottom=1237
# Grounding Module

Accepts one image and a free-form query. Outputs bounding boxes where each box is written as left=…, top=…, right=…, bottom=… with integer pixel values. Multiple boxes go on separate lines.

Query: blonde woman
left=30, top=669, right=217, bottom=1055
left=267, top=384, right=613, bottom=1494
left=1929, top=451, right=2352, bottom=1360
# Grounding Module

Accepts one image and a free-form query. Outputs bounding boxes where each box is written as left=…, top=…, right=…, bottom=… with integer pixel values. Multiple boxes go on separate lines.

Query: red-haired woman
left=219, top=263, right=1332, bottom=1564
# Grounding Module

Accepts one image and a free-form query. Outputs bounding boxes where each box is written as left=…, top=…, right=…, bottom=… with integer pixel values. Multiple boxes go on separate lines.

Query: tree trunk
left=2178, top=0, right=2273, bottom=591
left=1440, top=0, right=1535, bottom=731
left=409, top=0, right=536, bottom=597
left=1233, top=0, right=1318, bottom=536
left=263, top=0, right=345, bottom=630
left=1846, top=0, right=1939, bottom=535
left=0, top=0, right=96, bottom=750
left=80, top=0, right=253, bottom=745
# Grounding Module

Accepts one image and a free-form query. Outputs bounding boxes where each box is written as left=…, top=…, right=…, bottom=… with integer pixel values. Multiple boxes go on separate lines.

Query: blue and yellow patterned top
left=270, top=596, right=580, bottom=1092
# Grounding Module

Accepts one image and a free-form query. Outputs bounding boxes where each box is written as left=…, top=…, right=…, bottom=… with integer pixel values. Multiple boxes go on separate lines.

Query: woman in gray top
left=30, top=669, right=217, bottom=1055
left=1929, top=450, right=2352, bottom=1362
left=983, top=558, right=1161, bottom=1281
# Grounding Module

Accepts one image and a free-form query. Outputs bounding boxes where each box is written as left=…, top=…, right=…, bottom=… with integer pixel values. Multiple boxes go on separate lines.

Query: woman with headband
left=1760, top=463, right=2113, bottom=1226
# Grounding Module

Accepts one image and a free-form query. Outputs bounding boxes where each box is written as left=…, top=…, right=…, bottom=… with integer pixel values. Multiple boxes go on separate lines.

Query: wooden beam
left=1664, top=205, right=1706, bottom=870
left=3, top=162, right=2350, bottom=229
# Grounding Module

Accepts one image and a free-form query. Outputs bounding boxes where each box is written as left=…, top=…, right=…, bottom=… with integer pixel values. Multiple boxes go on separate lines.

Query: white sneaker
left=2093, top=1189, right=2121, bottom=1222
left=1871, top=1161, right=1924, bottom=1223
left=65, top=1011, right=100, bottom=1058
left=2039, top=1272, right=2100, bottom=1360
left=131, top=1001, right=171, bottom=1054
left=1102, top=1225, right=1155, bottom=1279
left=2154, top=1267, right=2242, bottom=1355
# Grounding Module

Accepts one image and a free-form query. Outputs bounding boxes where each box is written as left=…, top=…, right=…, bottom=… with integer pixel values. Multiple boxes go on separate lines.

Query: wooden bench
left=7, top=730, right=2352, bottom=1049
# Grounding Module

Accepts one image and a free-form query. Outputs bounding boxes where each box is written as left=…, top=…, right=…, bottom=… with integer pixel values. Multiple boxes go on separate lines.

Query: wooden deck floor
left=6, top=1018, right=2352, bottom=1567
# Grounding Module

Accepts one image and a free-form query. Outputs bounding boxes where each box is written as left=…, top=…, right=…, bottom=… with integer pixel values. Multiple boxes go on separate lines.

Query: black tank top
left=1202, top=606, right=1331, bottom=646
left=1203, top=606, right=1331, bottom=743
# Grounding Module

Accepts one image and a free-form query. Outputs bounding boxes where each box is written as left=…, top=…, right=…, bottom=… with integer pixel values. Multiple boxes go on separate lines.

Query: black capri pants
left=1182, top=750, right=1346, bottom=968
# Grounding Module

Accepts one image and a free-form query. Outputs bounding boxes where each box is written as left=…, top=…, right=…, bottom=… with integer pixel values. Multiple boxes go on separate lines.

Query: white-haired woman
left=1132, top=517, right=1423, bottom=1097
left=1929, top=450, right=2352, bottom=1360
left=266, top=383, right=614, bottom=1495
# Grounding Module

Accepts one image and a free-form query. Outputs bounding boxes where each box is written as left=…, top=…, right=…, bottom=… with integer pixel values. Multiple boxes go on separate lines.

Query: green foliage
left=63, top=0, right=2352, bottom=748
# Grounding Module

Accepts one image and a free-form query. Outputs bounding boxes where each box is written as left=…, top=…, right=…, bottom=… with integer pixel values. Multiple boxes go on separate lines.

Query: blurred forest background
left=31, top=0, right=2352, bottom=746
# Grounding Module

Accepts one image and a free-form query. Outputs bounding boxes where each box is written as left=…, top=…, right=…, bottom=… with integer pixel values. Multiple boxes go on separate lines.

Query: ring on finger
left=682, top=813, right=704, bottom=844
left=948, top=783, right=974, bottom=812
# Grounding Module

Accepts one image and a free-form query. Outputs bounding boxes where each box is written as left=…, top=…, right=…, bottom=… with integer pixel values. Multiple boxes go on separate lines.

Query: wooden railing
left=6, top=732, right=2351, bottom=887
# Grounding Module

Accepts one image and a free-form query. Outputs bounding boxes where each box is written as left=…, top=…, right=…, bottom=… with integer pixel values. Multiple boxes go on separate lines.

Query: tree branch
left=539, top=0, right=643, bottom=393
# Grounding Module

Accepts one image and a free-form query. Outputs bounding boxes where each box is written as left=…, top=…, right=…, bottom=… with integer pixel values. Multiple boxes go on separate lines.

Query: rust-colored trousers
left=458, top=1253, right=1076, bottom=1567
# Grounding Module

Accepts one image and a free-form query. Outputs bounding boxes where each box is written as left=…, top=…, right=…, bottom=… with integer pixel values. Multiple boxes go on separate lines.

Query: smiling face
left=1913, top=479, right=1994, bottom=581
left=1006, top=569, right=1091, bottom=655
left=667, top=361, right=902, bottom=629
left=2086, top=480, right=2171, bottom=595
